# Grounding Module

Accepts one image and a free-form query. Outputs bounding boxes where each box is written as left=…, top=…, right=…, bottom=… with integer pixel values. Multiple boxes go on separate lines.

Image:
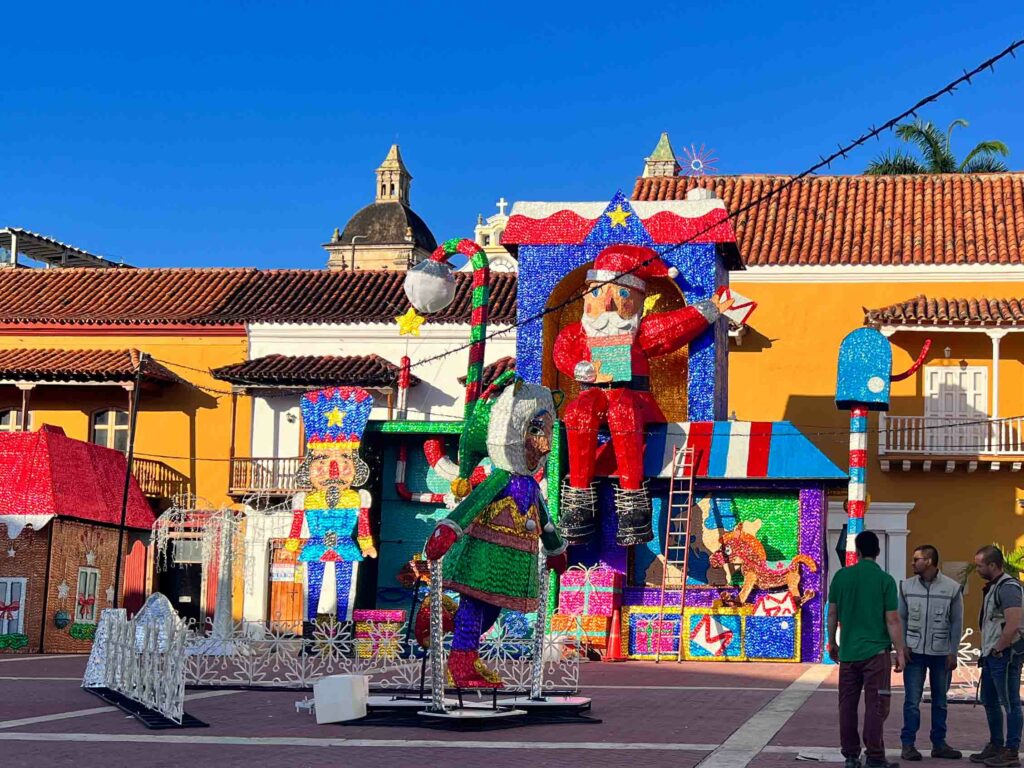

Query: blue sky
left=3, top=2, right=1023, bottom=269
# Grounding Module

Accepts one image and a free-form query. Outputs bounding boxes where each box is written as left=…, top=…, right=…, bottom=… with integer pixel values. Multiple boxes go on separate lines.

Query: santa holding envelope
left=553, top=244, right=741, bottom=547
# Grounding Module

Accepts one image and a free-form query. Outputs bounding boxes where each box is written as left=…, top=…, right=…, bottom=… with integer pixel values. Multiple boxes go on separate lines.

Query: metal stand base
left=508, top=695, right=592, bottom=711
left=419, top=706, right=527, bottom=720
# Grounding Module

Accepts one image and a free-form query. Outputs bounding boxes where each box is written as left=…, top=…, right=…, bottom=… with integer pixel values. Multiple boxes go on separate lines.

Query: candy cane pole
left=845, top=406, right=868, bottom=566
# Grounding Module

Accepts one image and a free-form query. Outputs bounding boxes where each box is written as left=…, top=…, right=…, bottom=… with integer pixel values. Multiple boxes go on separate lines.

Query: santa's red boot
left=447, top=649, right=503, bottom=689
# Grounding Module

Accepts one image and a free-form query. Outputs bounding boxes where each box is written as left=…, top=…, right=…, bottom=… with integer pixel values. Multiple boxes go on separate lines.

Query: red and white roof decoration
left=502, top=198, right=735, bottom=245
left=0, top=426, right=154, bottom=536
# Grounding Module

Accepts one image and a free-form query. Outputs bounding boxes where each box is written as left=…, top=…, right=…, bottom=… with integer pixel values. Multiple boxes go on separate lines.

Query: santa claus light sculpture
left=553, top=244, right=733, bottom=546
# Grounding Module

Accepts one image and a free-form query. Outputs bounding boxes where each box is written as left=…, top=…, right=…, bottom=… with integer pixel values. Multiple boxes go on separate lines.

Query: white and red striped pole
left=845, top=405, right=868, bottom=566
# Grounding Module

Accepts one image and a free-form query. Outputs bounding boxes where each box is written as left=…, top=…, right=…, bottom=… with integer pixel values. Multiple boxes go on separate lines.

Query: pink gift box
left=558, top=565, right=621, bottom=617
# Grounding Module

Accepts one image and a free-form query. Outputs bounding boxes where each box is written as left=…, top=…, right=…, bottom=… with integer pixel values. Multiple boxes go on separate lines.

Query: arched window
left=0, top=409, right=26, bottom=432
left=91, top=409, right=129, bottom=452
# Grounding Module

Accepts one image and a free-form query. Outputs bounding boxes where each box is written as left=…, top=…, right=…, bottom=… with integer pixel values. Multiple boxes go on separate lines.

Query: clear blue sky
left=3, top=2, right=1023, bottom=269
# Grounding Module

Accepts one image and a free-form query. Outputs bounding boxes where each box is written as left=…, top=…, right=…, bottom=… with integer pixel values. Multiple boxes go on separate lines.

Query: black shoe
left=866, top=760, right=900, bottom=768
left=902, top=746, right=923, bottom=761
left=983, top=749, right=1020, bottom=768
left=972, top=745, right=1002, bottom=764
left=933, top=745, right=963, bottom=760
left=845, top=758, right=863, bottom=768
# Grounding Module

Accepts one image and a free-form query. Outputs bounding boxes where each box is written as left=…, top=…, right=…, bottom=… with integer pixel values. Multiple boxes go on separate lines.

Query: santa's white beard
left=582, top=311, right=640, bottom=338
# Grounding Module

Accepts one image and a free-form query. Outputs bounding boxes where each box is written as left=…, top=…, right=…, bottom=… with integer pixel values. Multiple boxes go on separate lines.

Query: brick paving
left=0, top=655, right=996, bottom=768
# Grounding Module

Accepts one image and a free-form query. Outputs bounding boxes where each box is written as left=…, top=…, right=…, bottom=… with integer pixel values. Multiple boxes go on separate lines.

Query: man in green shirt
left=829, top=530, right=907, bottom=768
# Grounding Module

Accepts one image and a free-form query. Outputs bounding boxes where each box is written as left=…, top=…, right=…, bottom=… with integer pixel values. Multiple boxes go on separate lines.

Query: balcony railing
left=229, top=457, right=308, bottom=496
left=133, top=458, right=190, bottom=499
left=879, top=414, right=1024, bottom=457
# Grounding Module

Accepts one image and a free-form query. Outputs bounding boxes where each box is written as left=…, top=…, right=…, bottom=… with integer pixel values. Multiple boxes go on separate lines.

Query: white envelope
left=715, top=287, right=757, bottom=326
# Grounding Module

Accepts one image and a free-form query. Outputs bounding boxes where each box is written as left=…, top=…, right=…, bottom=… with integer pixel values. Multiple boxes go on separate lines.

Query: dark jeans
left=980, top=652, right=1023, bottom=751
left=900, top=652, right=951, bottom=747
left=840, top=651, right=893, bottom=761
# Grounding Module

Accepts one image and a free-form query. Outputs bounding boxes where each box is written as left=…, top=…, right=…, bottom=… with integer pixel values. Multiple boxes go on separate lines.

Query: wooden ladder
left=656, top=444, right=698, bottom=663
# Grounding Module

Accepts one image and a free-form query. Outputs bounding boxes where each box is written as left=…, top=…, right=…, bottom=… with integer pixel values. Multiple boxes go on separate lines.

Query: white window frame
left=0, top=408, right=29, bottom=432
left=0, top=577, right=26, bottom=635
left=90, top=408, right=129, bottom=452
left=76, top=567, right=100, bottom=625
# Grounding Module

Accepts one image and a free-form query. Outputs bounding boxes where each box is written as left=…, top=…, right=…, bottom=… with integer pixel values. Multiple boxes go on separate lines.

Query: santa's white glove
left=574, top=361, right=597, bottom=383
left=358, top=489, right=372, bottom=508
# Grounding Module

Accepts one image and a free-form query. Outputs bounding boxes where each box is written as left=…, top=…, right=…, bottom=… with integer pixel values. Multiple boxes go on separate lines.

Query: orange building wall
left=0, top=333, right=251, bottom=509
left=730, top=275, right=1024, bottom=618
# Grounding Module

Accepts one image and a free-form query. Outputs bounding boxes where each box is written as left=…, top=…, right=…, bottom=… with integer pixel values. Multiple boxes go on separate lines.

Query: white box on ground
left=313, top=674, right=369, bottom=723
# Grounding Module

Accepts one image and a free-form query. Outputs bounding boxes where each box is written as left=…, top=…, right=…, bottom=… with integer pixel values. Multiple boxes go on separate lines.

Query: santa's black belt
left=582, top=376, right=650, bottom=391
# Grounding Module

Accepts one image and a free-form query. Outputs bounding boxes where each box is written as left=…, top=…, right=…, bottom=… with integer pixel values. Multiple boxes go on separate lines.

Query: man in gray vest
left=899, top=544, right=964, bottom=761
left=970, top=545, right=1023, bottom=768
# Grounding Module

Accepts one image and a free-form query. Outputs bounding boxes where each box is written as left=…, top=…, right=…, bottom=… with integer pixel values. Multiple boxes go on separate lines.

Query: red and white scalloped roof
left=502, top=199, right=736, bottom=245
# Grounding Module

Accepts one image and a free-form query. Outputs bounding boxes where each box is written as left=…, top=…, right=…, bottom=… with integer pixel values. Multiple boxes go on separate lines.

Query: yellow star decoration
left=395, top=307, right=426, bottom=336
left=326, top=407, right=346, bottom=428
left=606, top=204, right=632, bottom=228
left=642, top=293, right=661, bottom=317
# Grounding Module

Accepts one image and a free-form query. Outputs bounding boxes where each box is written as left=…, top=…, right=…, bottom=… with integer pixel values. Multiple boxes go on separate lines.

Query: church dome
left=338, top=201, right=437, bottom=252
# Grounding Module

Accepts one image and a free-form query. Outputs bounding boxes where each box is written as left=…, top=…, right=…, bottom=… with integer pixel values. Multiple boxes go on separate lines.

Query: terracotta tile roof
left=0, top=268, right=517, bottom=327
left=864, top=295, right=1024, bottom=327
left=631, top=173, right=1024, bottom=266
left=211, top=354, right=419, bottom=388
left=0, top=348, right=179, bottom=383
left=458, top=356, right=516, bottom=388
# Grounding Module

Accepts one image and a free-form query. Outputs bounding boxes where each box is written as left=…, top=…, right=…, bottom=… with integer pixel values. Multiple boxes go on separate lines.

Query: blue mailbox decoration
left=835, top=328, right=893, bottom=411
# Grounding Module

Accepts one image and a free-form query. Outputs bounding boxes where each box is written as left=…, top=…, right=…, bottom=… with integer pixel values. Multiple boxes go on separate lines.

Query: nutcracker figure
left=286, top=387, right=377, bottom=632
left=423, top=372, right=568, bottom=688
left=553, top=244, right=733, bottom=546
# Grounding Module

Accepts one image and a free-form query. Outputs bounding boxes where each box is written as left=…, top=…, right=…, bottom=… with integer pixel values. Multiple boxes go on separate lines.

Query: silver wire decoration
left=427, top=557, right=447, bottom=713
left=529, top=547, right=550, bottom=700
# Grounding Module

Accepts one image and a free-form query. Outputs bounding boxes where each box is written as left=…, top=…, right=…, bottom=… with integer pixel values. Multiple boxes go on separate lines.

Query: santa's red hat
left=585, top=245, right=679, bottom=292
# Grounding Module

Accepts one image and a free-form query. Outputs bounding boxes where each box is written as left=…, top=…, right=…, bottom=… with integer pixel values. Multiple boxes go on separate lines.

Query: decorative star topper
left=326, top=407, right=346, bottom=428
left=606, top=204, right=632, bottom=228
left=395, top=307, right=426, bottom=336
left=6, top=547, right=14, bottom=558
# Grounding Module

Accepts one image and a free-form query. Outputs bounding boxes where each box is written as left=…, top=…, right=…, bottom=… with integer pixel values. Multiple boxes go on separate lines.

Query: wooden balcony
left=878, top=414, right=1024, bottom=472
left=132, top=458, right=190, bottom=499
left=229, top=457, right=308, bottom=496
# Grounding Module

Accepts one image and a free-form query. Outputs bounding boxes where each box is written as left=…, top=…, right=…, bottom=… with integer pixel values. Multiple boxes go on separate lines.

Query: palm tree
left=866, top=119, right=1010, bottom=175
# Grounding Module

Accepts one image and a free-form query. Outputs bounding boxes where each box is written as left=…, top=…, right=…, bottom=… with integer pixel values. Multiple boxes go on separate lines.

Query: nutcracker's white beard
left=582, top=311, right=640, bottom=338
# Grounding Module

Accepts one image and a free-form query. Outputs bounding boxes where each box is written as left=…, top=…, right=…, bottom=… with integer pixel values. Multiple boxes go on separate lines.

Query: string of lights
left=398, top=38, right=1023, bottom=374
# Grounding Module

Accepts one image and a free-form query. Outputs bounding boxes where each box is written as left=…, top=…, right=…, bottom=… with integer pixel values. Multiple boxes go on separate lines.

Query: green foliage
left=866, top=119, right=1009, bottom=175
left=0, top=633, right=28, bottom=650
left=69, top=623, right=97, bottom=641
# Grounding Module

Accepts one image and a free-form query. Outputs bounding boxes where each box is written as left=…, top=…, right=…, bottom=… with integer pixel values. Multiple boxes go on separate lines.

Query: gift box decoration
left=622, top=606, right=681, bottom=660
left=353, top=609, right=405, bottom=660
left=744, top=614, right=800, bottom=662
left=752, top=591, right=798, bottom=617
left=558, top=565, right=622, bottom=617
left=551, top=613, right=612, bottom=648
left=682, top=607, right=745, bottom=661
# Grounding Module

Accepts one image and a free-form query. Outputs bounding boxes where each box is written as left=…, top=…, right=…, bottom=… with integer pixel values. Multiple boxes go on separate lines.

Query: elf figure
left=286, top=387, right=377, bottom=630
left=423, top=372, right=568, bottom=689
left=553, top=244, right=733, bottom=546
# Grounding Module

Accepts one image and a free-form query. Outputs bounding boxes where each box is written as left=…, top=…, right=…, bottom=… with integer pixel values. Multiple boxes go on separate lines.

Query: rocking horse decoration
left=709, top=522, right=817, bottom=608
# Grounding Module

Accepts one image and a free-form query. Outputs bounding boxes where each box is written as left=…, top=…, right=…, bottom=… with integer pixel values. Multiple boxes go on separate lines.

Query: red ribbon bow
left=77, top=595, right=95, bottom=618
left=0, top=600, right=18, bottom=621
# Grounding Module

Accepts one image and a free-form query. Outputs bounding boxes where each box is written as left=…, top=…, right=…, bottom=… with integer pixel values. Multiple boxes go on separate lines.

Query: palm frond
left=946, top=118, right=970, bottom=147
left=895, top=120, right=956, bottom=173
left=958, top=543, right=1024, bottom=585
left=958, top=141, right=1011, bottom=172
left=961, top=156, right=1010, bottom=173
left=865, top=150, right=927, bottom=175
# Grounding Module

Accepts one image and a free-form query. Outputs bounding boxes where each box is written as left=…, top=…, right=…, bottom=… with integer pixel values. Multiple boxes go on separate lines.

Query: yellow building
left=633, top=169, right=1024, bottom=617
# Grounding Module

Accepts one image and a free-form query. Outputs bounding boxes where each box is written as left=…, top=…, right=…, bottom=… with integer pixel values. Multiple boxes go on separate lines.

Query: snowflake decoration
left=57, top=581, right=70, bottom=600
left=85, top=550, right=97, bottom=566
left=105, top=585, right=115, bottom=604
left=679, top=144, right=718, bottom=176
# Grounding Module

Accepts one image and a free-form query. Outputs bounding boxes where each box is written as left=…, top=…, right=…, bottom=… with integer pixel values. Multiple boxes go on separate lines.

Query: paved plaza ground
left=0, top=654, right=995, bottom=768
